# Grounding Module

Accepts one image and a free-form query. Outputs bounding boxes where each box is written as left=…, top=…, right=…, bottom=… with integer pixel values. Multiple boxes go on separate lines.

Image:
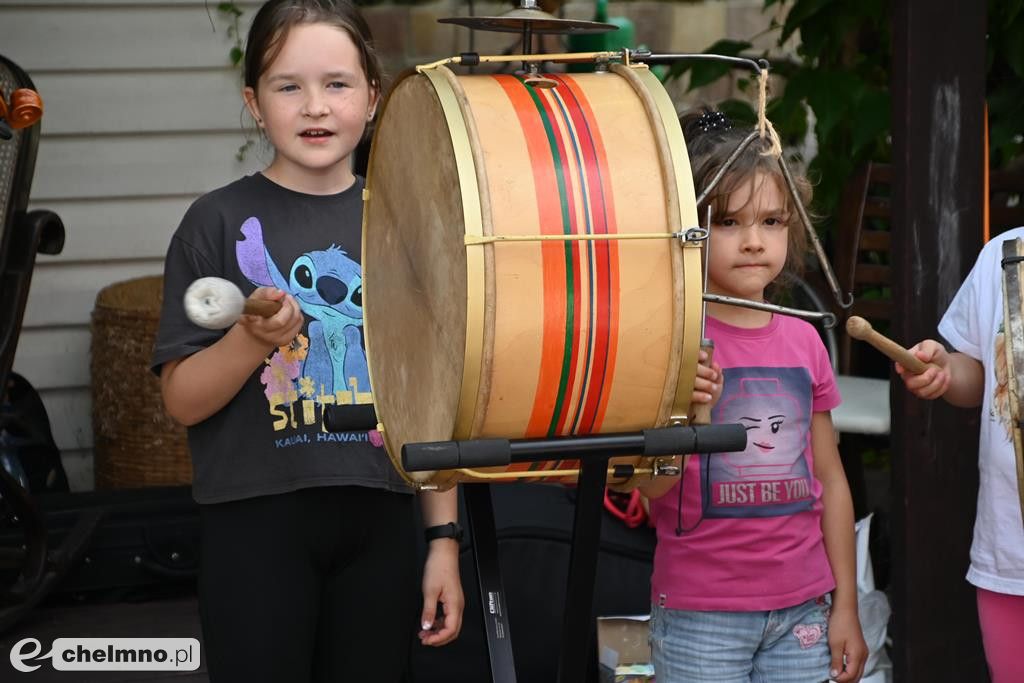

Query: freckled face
left=244, top=23, right=378, bottom=191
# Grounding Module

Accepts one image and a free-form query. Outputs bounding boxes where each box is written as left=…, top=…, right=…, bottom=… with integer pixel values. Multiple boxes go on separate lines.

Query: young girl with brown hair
left=152, top=2, right=463, bottom=680
left=640, top=110, right=867, bottom=683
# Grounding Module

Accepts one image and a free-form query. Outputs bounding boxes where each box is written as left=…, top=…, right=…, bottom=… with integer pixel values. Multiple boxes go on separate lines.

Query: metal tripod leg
left=557, top=455, right=610, bottom=683
left=464, top=484, right=517, bottom=683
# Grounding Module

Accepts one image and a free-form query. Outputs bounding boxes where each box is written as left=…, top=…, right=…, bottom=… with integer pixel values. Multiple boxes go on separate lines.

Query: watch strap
left=424, top=522, right=463, bottom=543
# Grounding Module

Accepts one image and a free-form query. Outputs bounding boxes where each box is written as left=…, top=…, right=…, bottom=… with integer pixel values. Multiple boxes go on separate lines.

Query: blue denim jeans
left=650, top=596, right=832, bottom=683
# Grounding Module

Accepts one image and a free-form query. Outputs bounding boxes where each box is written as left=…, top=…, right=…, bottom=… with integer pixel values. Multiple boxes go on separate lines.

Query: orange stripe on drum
left=495, top=75, right=574, bottom=443
left=551, top=74, right=621, bottom=437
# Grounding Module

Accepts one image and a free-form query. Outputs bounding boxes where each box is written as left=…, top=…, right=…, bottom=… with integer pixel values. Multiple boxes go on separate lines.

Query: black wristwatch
left=424, top=522, right=464, bottom=543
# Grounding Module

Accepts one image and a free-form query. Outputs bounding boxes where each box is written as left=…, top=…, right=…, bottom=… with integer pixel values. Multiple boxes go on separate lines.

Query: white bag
left=855, top=514, right=893, bottom=682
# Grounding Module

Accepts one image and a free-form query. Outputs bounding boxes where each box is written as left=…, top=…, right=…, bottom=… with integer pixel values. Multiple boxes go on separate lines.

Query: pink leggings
left=977, top=587, right=1024, bottom=683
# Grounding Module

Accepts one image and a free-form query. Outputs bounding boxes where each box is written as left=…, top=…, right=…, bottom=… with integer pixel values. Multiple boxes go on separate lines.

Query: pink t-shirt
left=649, top=314, right=841, bottom=611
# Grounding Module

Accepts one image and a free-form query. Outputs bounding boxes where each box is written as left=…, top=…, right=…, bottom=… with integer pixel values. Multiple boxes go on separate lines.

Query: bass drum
left=363, top=64, right=702, bottom=490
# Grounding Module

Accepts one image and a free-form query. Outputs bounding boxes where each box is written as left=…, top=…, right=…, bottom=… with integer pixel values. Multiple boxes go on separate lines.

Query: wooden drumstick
left=691, top=341, right=715, bottom=425
left=845, top=315, right=935, bottom=375
left=242, top=298, right=283, bottom=317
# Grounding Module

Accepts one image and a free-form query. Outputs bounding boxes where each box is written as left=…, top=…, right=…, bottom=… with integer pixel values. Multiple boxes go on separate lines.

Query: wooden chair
left=835, top=161, right=894, bottom=378
left=824, top=162, right=897, bottom=520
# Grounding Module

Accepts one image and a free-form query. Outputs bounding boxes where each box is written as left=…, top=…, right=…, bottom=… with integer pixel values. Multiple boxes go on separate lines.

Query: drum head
left=363, top=74, right=467, bottom=466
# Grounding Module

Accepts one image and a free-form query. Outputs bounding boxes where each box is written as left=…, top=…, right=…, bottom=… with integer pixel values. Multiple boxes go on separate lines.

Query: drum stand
left=404, top=424, right=746, bottom=682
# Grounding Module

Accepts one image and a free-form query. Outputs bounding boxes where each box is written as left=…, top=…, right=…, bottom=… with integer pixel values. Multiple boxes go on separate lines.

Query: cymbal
left=438, top=8, right=617, bottom=35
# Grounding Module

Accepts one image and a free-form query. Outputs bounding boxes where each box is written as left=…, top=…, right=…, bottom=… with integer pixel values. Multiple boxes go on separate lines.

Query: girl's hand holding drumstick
left=845, top=315, right=952, bottom=400
left=184, top=277, right=303, bottom=348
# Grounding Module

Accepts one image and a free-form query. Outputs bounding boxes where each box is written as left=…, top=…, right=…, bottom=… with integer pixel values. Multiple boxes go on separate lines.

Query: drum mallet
left=184, top=277, right=282, bottom=330
left=845, top=315, right=937, bottom=375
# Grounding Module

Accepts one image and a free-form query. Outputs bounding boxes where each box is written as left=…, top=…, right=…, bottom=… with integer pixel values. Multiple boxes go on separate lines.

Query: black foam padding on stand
left=643, top=423, right=747, bottom=455
left=403, top=441, right=460, bottom=471
left=457, top=438, right=512, bottom=467
left=322, top=403, right=377, bottom=433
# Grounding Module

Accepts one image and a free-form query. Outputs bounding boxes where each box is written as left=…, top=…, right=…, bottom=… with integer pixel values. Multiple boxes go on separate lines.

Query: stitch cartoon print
left=235, top=217, right=371, bottom=399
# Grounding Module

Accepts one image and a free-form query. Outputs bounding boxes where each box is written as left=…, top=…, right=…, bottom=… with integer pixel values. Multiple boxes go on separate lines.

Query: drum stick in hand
left=690, top=340, right=715, bottom=425
left=184, top=277, right=283, bottom=330
left=845, top=315, right=934, bottom=375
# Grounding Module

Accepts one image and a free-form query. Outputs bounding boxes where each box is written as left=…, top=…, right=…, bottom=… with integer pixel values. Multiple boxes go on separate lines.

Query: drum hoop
left=430, top=66, right=498, bottom=442
left=362, top=68, right=486, bottom=489
left=360, top=73, right=407, bottom=485
left=417, top=67, right=489, bottom=489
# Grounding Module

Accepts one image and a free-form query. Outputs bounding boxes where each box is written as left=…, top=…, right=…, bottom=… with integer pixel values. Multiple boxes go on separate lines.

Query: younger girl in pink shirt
left=639, top=110, right=867, bottom=682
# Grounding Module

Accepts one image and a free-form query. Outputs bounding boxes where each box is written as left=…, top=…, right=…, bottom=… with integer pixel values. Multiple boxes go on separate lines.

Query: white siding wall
left=1, top=0, right=264, bottom=490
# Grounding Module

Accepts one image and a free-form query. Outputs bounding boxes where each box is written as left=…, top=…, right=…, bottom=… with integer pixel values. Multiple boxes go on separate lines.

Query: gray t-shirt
left=152, top=173, right=410, bottom=503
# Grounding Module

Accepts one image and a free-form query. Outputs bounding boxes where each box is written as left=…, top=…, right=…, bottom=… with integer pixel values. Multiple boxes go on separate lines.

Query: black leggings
left=198, top=486, right=417, bottom=682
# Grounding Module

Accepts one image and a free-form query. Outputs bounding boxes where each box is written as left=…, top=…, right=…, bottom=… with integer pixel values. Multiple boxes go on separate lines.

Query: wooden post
left=890, top=1, right=988, bottom=680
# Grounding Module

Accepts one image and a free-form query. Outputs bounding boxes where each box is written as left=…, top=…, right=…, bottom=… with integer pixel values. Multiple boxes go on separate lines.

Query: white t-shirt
left=939, top=225, right=1024, bottom=595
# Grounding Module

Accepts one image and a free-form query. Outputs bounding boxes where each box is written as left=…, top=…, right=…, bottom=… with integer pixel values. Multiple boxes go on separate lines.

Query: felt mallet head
left=184, top=277, right=281, bottom=330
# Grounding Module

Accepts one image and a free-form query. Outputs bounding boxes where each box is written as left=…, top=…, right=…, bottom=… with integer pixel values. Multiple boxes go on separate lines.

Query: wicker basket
left=91, top=275, right=192, bottom=488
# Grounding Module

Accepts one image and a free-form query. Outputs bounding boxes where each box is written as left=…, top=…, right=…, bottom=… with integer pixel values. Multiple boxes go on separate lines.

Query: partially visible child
left=152, top=2, right=462, bottom=680
left=638, top=109, right=867, bottom=682
left=897, top=226, right=1024, bottom=683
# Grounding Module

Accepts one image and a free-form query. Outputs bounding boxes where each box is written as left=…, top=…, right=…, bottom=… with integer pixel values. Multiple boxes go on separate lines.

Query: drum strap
left=998, top=238, right=1024, bottom=530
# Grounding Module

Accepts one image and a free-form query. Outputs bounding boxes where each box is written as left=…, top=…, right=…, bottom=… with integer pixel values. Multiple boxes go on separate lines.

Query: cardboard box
left=597, top=614, right=655, bottom=683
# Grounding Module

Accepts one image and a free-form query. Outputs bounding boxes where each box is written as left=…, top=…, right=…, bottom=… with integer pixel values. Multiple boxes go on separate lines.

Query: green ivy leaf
left=997, top=0, right=1024, bottom=24
left=1004, top=20, right=1024, bottom=77
left=803, top=69, right=860, bottom=143
left=807, top=152, right=854, bottom=225
left=219, top=2, right=243, bottom=17
left=230, top=46, right=244, bottom=66
left=780, top=0, right=836, bottom=44
left=766, top=93, right=808, bottom=146
left=236, top=139, right=254, bottom=162
left=988, top=79, right=1024, bottom=165
left=779, top=68, right=813, bottom=103
left=850, top=89, right=890, bottom=156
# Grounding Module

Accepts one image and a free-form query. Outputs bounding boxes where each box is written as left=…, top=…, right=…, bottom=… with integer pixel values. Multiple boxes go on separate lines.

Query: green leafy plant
left=668, top=0, right=1023, bottom=233
left=988, top=0, right=1024, bottom=168
left=207, top=2, right=251, bottom=159
left=218, top=1, right=246, bottom=67
left=666, top=1, right=891, bottom=234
